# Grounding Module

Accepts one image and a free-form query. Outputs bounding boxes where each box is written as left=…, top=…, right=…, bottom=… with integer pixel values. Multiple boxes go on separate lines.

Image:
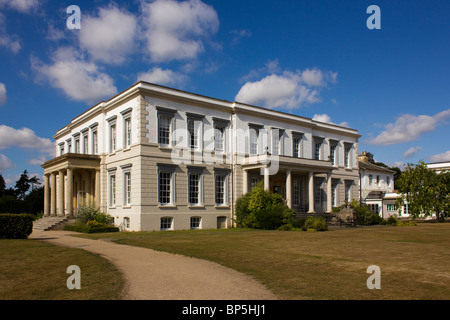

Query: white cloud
left=141, top=0, right=219, bottom=62
left=0, top=153, right=15, bottom=171
left=403, top=146, right=422, bottom=158
left=367, top=109, right=450, bottom=145
left=0, top=12, right=21, bottom=53
left=79, top=6, right=138, bottom=64
left=0, top=34, right=21, bottom=53
left=230, top=29, right=252, bottom=45
left=0, top=125, right=54, bottom=155
left=0, top=0, right=39, bottom=13
left=236, top=68, right=337, bottom=109
left=0, top=82, right=6, bottom=105
left=137, top=67, right=188, bottom=86
left=312, top=113, right=349, bottom=128
left=429, top=150, right=450, bottom=163
left=31, top=47, right=117, bottom=104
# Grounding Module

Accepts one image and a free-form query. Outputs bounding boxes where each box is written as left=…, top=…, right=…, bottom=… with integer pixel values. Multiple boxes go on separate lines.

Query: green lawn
left=80, top=223, right=450, bottom=300
left=0, top=239, right=124, bottom=300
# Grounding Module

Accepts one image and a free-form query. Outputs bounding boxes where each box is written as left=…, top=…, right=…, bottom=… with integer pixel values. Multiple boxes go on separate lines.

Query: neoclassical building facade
left=42, top=82, right=361, bottom=231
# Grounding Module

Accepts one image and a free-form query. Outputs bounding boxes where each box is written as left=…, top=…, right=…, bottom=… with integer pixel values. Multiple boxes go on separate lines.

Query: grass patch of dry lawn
left=82, top=223, right=450, bottom=300
left=0, top=239, right=124, bottom=300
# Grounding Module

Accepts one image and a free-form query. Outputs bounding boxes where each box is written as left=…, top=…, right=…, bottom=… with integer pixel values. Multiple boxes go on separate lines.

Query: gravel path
left=30, top=230, right=277, bottom=300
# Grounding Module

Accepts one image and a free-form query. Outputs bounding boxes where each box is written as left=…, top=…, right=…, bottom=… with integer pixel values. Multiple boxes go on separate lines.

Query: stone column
left=50, top=172, right=57, bottom=216
left=95, top=169, right=100, bottom=207
left=243, top=170, right=248, bottom=194
left=327, top=173, right=332, bottom=213
left=66, top=168, right=73, bottom=216
left=308, top=171, right=315, bottom=213
left=44, top=174, right=50, bottom=216
left=263, top=167, right=270, bottom=191
left=58, top=170, right=65, bottom=216
left=286, top=169, right=292, bottom=208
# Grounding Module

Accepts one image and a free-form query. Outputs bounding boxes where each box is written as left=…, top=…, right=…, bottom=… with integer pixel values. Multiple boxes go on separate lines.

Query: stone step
left=33, top=216, right=71, bottom=231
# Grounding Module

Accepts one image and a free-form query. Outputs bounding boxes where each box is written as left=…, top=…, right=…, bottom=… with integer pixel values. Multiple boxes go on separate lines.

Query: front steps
left=32, top=216, right=72, bottom=231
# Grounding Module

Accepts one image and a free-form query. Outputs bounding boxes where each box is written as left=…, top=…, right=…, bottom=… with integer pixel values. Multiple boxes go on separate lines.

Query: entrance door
left=217, top=216, right=227, bottom=229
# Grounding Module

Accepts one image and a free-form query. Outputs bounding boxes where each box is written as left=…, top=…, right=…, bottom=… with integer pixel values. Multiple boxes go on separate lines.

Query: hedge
left=0, top=214, right=34, bottom=239
left=64, top=224, right=119, bottom=234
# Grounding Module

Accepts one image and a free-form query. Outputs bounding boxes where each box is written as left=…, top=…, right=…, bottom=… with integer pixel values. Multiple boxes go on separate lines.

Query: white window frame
left=66, top=139, right=72, bottom=153
left=190, top=217, right=201, bottom=230
left=122, top=165, right=132, bottom=207
left=108, top=172, right=116, bottom=207
left=248, top=124, right=263, bottom=156
left=156, top=106, right=176, bottom=147
left=158, top=115, right=172, bottom=146
left=158, top=164, right=176, bottom=206
left=344, top=143, right=353, bottom=168
left=92, top=130, right=98, bottom=154
left=214, top=171, right=229, bottom=206
left=124, top=217, right=130, bottom=229
left=160, top=217, right=173, bottom=231
left=329, top=141, right=338, bottom=166
left=313, top=137, right=324, bottom=161
left=121, top=108, right=132, bottom=149
left=74, top=134, right=80, bottom=154
left=188, top=166, right=204, bottom=206
left=59, top=143, right=65, bottom=156
left=186, top=113, right=204, bottom=151
left=83, top=133, right=89, bottom=154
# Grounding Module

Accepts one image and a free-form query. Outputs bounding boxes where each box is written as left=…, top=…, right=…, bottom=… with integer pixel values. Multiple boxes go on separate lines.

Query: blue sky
left=1, top=0, right=450, bottom=187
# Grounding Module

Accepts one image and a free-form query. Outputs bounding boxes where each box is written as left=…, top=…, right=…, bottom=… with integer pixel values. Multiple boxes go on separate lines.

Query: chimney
left=358, top=151, right=373, bottom=163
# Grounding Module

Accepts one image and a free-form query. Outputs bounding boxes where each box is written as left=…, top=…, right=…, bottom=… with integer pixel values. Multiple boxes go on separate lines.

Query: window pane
left=190, top=217, right=201, bottom=229
left=293, top=138, right=300, bottom=158
left=110, top=175, right=116, bottom=206
left=159, top=171, right=172, bottom=204
left=188, top=120, right=198, bottom=149
left=160, top=217, right=172, bottom=230
left=215, top=175, right=225, bottom=205
left=214, top=125, right=224, bottom=151
left=125, top=172, right=131, bottom=205
left=330, top=145, right=336, bottom=165
left=189, top=173, right=200, bottom=204
left=315, top=142, right=321, bottom=160
left=125, top=118, right=131, bottom=147
left=158, top=116, right=170, bottom=145
left=250, top=130, right=258, bottom=155
left=111, top=125, right=116, bottom=152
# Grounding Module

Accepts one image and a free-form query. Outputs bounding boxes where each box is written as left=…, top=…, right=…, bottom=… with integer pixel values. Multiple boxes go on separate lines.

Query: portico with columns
left=42, top=153, right=101, bottom=217
left=241, top=155, right=336, bottom=214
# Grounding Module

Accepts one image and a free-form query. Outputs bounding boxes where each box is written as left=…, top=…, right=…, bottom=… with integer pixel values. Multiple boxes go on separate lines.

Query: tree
left=0, top=174, right=5, bottom=198
left=396, top=161, right=449, bottom=221
left=14, top=170, right=40, bottom=200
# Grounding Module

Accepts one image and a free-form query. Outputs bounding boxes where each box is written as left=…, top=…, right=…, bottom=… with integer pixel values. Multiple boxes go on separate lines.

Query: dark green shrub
left=304, top=216, right=328, bottom=231
left=386, top=215, right=398, bottom=225
left=235, top=183, right=296, bottom=230
left=94, top=212, right=114, bottom=225
left=352, top=203, right=382, bottom=226
left=0, top=213, right=34, bottom=239
left=76, top=205, right=100, bottom=224
left=64, top=221, right=119, bottom=234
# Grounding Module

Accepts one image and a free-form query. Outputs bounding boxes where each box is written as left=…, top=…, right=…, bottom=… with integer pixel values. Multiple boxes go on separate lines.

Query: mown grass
left=79, top=223, right=450, bottom=300
left=0, top=239, right=124, bottom=300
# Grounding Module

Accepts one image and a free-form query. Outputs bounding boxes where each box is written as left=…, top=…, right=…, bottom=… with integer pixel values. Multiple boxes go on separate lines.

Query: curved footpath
left=30, top=230, right=277, bottom=300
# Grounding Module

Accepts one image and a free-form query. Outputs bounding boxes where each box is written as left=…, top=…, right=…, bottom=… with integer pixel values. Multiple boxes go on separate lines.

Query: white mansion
left=42, top=81, right=361, bottom=231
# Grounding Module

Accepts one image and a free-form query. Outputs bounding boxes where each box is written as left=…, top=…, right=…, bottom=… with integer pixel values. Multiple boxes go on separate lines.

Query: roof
left=54, top=81, right=361, bottom=140
left=358, top=161, right=395, bottom=173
